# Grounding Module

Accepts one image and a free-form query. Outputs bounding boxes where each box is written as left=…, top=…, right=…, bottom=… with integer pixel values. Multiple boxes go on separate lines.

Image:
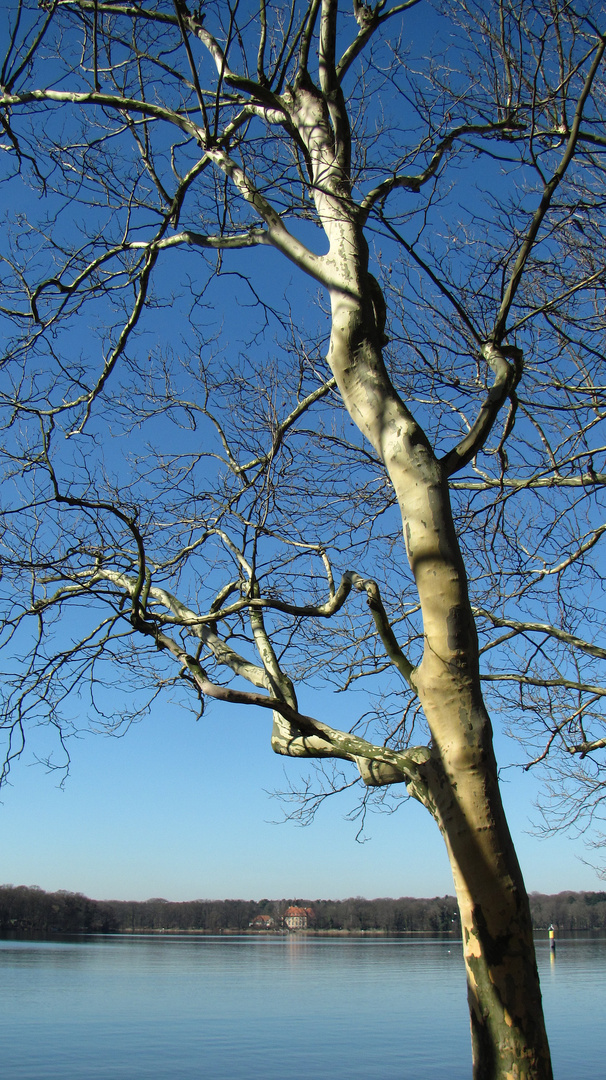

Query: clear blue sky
left=1, top=0, right=604, bottom=906
left=0, top=681, right=600, bottom=902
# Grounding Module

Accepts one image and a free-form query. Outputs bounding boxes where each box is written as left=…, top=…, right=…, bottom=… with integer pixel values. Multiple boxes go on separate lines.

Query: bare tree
left=1, top=0, right=606, bottom=1076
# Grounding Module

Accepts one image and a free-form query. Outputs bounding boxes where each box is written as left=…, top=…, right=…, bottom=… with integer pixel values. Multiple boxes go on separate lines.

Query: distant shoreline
left=1, top=884, right=605, bottom=935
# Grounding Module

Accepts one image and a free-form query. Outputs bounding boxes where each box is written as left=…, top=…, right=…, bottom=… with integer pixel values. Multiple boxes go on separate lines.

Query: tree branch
left=474, top=608, right=606, bottom=662
left=179, top=653, right=430, bottom=785
left=491, top=35, right=606, bottom=343
left=481, top=673, right=606, bottom=698
left=441, top=343, right=523, bottom=477
left=362, top=121, right=525, bottom=215
left=204, top=146, right=328, bottom=281
left=567, top=738, right=606, bottom=757
left=91, top=568, right=268, bottom=689
left=0, top=88, right=203, bottom=141
left=234, top=377, right=337, bottom=474
left=349, top=573, right=415, bottom=687
left=450, top=473, right=606, bottom=491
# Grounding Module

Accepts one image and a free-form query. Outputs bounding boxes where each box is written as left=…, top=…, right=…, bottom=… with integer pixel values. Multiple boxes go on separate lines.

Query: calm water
left=0, top=933, right=603, bottom=1079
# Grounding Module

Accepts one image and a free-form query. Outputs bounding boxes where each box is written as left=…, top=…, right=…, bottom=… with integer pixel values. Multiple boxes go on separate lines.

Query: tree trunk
left=436, top=760, right=553, bottom=1080
left=414, top=715, right=553, bottom=1080
left=289, top=77, right=554, bottom=1066
left=322, top=262, right=553, bottom=1079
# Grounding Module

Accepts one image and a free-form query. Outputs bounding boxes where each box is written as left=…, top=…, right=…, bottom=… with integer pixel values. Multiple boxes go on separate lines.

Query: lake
left=0, top=933, right=603, bottom=1078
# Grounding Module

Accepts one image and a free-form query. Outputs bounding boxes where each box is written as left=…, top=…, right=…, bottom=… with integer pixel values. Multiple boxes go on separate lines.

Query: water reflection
left=0, top=934, right=604, bottom=1080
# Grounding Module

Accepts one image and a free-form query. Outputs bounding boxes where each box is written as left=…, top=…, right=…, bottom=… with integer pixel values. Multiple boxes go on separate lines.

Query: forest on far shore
left=1, top=885, right=606, bottom=935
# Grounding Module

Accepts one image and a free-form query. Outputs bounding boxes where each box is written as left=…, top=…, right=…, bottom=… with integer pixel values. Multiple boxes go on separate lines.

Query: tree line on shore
left=1, top=885, right=606, bottom=936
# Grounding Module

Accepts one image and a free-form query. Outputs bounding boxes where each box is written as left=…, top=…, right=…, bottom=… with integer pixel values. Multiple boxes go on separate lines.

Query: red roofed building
left=249, top=914, right=275, bottom=929
left=283, top=905, right=314, bottom=930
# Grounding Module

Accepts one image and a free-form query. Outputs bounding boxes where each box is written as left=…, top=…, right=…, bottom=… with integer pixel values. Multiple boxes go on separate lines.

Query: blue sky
left=0, top=682, right=600, bottom=902
left=1, top=0, right=605, bottom=907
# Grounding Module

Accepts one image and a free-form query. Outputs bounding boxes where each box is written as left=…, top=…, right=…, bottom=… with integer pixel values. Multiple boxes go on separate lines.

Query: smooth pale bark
left=237, top=60, right=556, bottom=1075
left=323, top=263, right=552, bottom=1079
left=288, top=116, right=552, bottom=1065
